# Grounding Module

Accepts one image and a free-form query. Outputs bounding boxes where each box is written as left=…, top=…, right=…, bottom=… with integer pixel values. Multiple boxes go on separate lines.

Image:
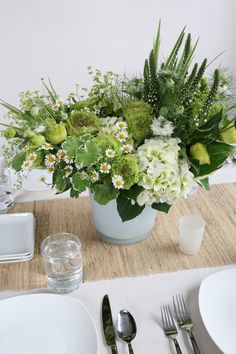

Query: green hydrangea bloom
left=124, top=101, right=153, bottom=144
left=112, top=154, right=139, bottom=189
left=70, top=111, right=100, bottom=135
left=94, top=134, right=121, bottom=156
left=4, top=126, right=16, bottom=139
left=74, top=98, right=98, bottom=111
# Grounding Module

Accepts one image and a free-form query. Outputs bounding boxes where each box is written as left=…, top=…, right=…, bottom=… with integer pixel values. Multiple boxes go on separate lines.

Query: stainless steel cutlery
left=161, top=304, right=183, bottom=354
left=173, top=294, right=202, bottom=354
left=102, top=294, right=118, bottom=354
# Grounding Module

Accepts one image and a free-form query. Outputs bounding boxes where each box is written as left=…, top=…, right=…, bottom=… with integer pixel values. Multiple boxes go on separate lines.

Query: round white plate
left=199, top=268, right=236, bottom=354
left=10, top=168, right=52, bottom=191
left=0, top=294, right=97, bottom=354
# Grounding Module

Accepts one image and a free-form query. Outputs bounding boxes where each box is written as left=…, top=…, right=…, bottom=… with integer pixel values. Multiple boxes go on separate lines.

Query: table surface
left=1, top=183, right=236, bottom=291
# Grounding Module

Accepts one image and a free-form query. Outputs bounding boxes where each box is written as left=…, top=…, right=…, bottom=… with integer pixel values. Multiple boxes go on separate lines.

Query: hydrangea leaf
left=151, top=202, right=171, bottom=213
left=12, top=152, right=26, bottom=172
left=117, top=194, right=145, bottom=222
left=92, top=179, right=118, bottom=205
left=71, top=172, right=89, bottom=192
left=53, top=171, right=67, bottom=192
left=76, top=140, right=101, bottom=166
left=70, top=187, right=80, bottom=198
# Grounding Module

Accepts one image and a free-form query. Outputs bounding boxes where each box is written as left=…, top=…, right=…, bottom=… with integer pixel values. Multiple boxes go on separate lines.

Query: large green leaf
left=52, top=170, right=67, bottom=192
left=71, top=172, right=89, bottom=192
left=151, top=202, right=172, bottom=213
left=76, top=140, right=101, bottom=166
left=63, top=136, right=82, bottom=157
left=120, top=185, right=144, bottom=201
left=198, top=142, right=235, bottom=177
left=116, top=194, right=145, bottom=222
left=92, top=179, right=118, bottom=205
left=197, top=177, right=210, bottom=191
left=12, top=152, right=26, bottom=172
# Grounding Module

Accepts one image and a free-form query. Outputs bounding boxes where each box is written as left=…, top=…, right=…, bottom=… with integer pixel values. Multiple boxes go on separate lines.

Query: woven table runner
left=1, top=183, right=236, bottom=291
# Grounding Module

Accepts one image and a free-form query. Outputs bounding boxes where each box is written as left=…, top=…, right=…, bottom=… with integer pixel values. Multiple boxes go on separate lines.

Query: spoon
left=117, top=309, right=137, bottom=354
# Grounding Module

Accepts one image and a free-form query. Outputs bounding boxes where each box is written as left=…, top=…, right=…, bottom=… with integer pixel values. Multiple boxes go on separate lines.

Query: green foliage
left=91, top=178, right=119, bottom=205
left=71, top=172, right=89, bottom=192
left=94, top=134, right=122, bottom=156
left=53, top=170, right=67, bottom=192
left=151, top=202, right=172, bottom=213
left=76, top=140, right=101, bottom=166
left=12, top=152, right=26, bottom=172
left=116, top=194, right=145, bottom=222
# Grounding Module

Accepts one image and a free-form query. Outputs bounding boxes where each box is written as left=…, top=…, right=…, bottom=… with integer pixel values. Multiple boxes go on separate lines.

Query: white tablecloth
left=2, top=264, right=234, bottom=354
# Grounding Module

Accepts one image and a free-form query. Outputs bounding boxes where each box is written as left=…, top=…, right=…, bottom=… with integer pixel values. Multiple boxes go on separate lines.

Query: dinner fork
left=161, top=305, right=182, bottom=354
left=173, top=295, right=201, bottom=354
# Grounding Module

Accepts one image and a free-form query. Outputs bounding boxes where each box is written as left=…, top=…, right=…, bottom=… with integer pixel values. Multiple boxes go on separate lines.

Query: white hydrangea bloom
left=151, top=115, right=174, bottom=137
left=136, top=138, right=194, bottom=206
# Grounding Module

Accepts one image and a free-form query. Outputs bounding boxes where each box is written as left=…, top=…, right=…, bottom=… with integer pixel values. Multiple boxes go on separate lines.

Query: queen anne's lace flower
left=136, top=138, right=194, bottom=206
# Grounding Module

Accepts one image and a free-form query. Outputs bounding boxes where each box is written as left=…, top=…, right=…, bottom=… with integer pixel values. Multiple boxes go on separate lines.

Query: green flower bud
left=190, top=143, right=211, bottom=165
left=29, top=134, right=46, bottom=148
left=25, top=130, right=35, bottom=138
left=45, top=124, right=67, bottom=144
left=112, top=155, right=139, bottom=189
left=219, top=124, right=236, bottom=144
left=4, top=126, right=16, bottom=139
left=124, top=101, right=153, bottom=144
left=70, top=111, right=100, bottom=135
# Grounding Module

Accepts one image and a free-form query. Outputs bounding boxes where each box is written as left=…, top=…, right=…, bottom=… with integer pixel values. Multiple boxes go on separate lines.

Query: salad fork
left=173, top=295, right=201, bottom=354
left=161, top=305, right=182, bottom=354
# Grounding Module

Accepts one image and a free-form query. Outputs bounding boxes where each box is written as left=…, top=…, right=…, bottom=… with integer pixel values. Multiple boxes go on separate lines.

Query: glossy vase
left=90, top=194, right=157, bottom=245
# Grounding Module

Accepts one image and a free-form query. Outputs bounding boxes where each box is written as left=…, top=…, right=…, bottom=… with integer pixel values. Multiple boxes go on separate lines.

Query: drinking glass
left=41, top=233, right=83, bottom=293
left=179, top=214, right=205, bottom=255
left=0, top=175, right=15, bottom=213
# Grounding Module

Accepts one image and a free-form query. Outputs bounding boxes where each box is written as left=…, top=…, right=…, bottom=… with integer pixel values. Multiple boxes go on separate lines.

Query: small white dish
left=199, top=268, right=236, bottom=354
left=0, top=294, right=98, bottom=354
left=0, top=213, right=35, bottom=258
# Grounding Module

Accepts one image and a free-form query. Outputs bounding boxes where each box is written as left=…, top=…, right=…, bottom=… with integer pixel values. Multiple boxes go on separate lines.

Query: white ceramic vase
left=90, top=194, right=157, bottom=245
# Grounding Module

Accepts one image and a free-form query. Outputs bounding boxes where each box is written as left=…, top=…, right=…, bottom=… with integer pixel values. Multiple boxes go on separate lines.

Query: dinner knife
left=102, top=294, right=118, bottom=354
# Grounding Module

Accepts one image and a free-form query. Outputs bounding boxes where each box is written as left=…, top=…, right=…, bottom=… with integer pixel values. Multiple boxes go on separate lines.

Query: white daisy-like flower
left=39, top=176, right=47, bottom=183
left=100, top=163, right=111, bottom=174
left=91, top=170, right=99, bottom=182
left=45, top=154, right=56, bottom=167
left=22, top=160, right=33, bottom=170
left=112, top=175, right=124, bottom=189
left=75, top=162, right=83, bottom=170
left=57, top=99, right=63, bottom=106
left=42, top=143, right=53, bottom=151
left=121, top=144, right=133, bottom=154
left=116, top=130, right=128, bottom=142
left=56, top=149, right=66, bottom=160
left=65, top=165, right=73, bottom=177
left=47, top=167, right=54, bottom=173
left=28, top=152, right=37, bottom=162
left=53, top=104, right=60, bottom=110
left=116, top=121, right=127, bottom=130
left=34, top=125, right=45, bottom=134
left=105, top=149, right=115, bottom=158
left=64, top=155, right=74, bottom=164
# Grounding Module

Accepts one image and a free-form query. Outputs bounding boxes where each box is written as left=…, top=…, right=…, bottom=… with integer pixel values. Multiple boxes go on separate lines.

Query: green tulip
left=190, top=143, right=211, bottom=165
left=45, top=124, right=67, bottom=144
left=219, top=124, right=236, bottom=144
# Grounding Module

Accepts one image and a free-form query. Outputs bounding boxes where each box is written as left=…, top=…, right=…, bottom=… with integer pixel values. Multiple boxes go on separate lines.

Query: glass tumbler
left=0, top=175, right=15, bottom=213
left=41, top=233, right=83, bottom=293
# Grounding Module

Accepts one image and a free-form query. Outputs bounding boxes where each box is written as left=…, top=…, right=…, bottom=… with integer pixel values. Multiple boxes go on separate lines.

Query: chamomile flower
left=83, top=106, right=90, bottom=113
left=56, top=149, right=66, bottom=160
left=39, top=176, right=47, bottom=183
left=91, top=170, right=99, bottom=182
left=121, top=144, right=133, bottom=154
left=22, top=160, right=33, bottom=170
left=100, top=162, right=111, bottom=174
left=112, top=175, right=124, bottom=189
left=42, top=143, right=53, bottom=151
left=45, top=154, right=56, bottom=167
left=57, top=99, right=63, bottom=106
left=47, top=167, right=54, bottom=173
left=28, top=152, right=37, bottom=162
left=75, top=162, right=83, bottom=170
left=105, top=149, right=115, bottom=158
left=64, top=155, right=74, bottom=164
left=116, top=130, right=128, bottom=142
left=116, top=121, right=127, bottom=130
left=53, top=104, right=59, bottom=110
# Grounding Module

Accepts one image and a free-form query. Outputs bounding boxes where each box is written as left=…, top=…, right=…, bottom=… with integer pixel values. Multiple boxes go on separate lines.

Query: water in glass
left=0, top=175, right=15, bottom=213
left=42, top=234, right=83, bottom=293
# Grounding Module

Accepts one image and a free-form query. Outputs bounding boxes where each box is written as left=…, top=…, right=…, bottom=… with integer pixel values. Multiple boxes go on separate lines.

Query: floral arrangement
left=1, top=24, right=236, bottom=221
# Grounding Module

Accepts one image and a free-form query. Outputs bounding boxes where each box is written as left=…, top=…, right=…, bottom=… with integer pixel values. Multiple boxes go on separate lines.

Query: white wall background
left=0, top=0, right=236, bottom=150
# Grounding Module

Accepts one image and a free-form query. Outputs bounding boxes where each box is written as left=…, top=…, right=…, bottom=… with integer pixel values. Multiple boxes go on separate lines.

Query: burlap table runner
left=1, top=183, right=236, bottom=290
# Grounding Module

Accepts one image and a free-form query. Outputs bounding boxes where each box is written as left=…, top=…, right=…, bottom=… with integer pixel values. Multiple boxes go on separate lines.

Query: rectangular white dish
left=0, top=213, right=35, bottom=258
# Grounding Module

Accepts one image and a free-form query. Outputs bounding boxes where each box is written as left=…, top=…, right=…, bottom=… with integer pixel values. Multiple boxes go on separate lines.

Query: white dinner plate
left=199, top=268, right=236, bottom=354
left=0, top=294, right=98, bottom=354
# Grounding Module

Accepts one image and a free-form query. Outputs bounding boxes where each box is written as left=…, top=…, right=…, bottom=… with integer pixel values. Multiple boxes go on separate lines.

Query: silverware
left=173, top=295, right=202, bottom=354
left=161, top=305, right=182, bottom=354
left=117, top=309, right=137, bottom=354
left=102, top=294, right=118, bottom=354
